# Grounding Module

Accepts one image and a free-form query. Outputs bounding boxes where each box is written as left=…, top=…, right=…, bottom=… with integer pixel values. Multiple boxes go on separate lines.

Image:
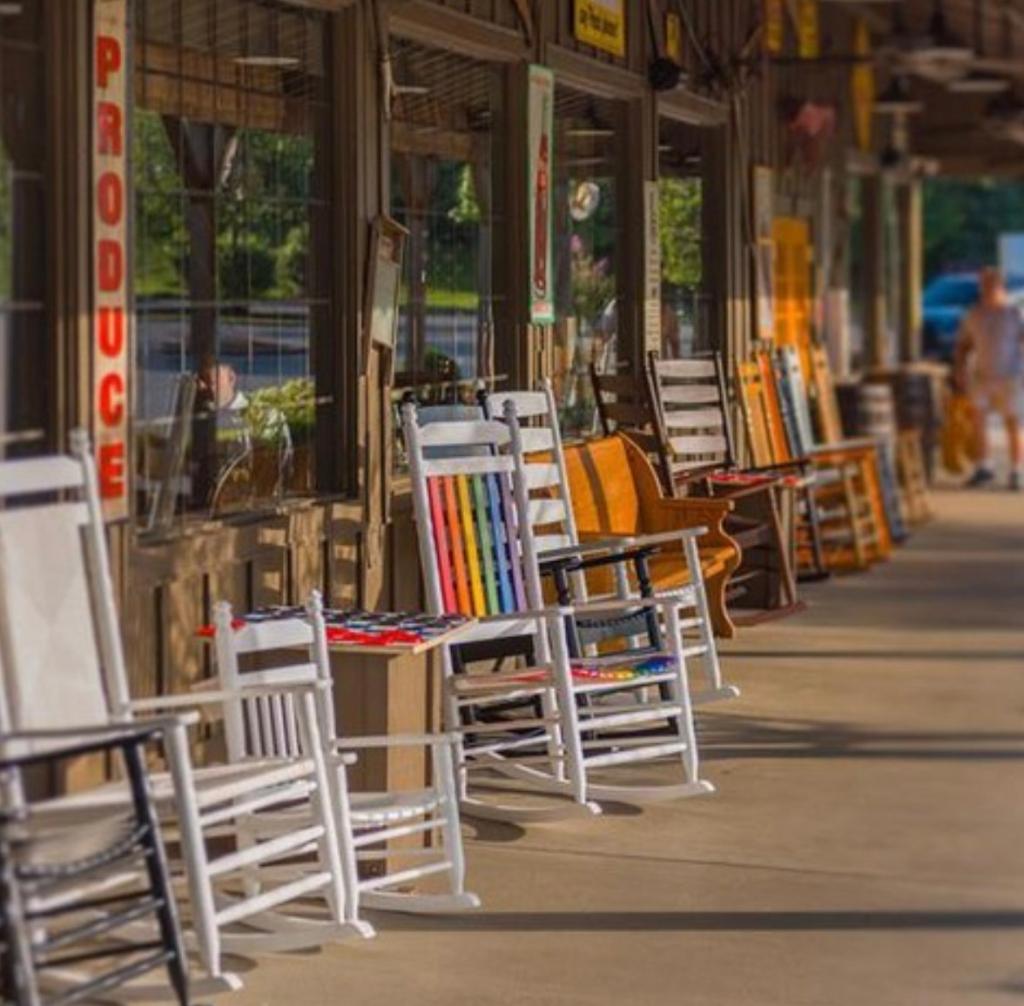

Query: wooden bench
left=560, top=433, right=743, bottom=638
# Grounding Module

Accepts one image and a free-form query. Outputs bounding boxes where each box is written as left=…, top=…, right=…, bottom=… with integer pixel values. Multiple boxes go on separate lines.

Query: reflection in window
left=389, top=41, right=503, bottom=407
left=658, top=119, right=707, bottom=360
left=133, top=0, right=330, bottom=533
left=0, top=2, right=47, bottom=458
left=553, top=88, right=621, bottom=437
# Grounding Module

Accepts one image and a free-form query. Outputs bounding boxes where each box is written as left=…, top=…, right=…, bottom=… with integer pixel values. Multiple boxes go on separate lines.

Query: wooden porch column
left=863, top=173, right=888, bottom=369
left=898, top=179, right=923, bottom=363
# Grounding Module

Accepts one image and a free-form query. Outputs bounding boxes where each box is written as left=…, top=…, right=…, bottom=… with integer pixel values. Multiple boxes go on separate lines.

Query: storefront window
left=390, top=41, right=504, bottom=403
left=0, top=2, right=48, bottom=458
left=133, top=0, right=331, bottom=532
left=658, top=119, right=706, bottom=359
left=552, top=87, right=622, bottom=437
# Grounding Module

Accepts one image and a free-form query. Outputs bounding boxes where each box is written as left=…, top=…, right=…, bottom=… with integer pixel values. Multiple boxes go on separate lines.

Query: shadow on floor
left=697, top=713, right=1024, bottom=763
left=725, top=650, right=1024, bottom=662
left=369, top=908, right=1024, bottom=934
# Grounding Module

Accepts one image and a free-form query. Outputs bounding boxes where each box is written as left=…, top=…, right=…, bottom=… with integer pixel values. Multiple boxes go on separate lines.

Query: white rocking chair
left=483, top=380, right=738, bottom=705
left=210, top=592, right=480, bottom=916
left=402, top=402, right=715, bottom=818
left=0, top=432, right=362, bottom=998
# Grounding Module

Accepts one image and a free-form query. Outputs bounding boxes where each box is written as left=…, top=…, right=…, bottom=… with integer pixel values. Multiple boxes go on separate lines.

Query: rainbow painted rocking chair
left=402, top=401, right=715, bottom=819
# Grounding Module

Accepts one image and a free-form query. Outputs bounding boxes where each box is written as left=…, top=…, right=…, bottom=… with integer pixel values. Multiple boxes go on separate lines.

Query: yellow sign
left=666, top=12, right=683, bottom=65
left=764, top=0, right=784, bottom=54
left=851, top=18, right=874, bottom=153
left=796, top=0, right=819, bottom=59
left=574, top=0, right=625, bottom=58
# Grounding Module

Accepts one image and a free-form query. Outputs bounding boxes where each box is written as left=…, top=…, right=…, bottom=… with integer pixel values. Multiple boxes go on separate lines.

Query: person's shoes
left=965, top=468, right=995, bottom=488
left=1011, top=471, right=1022, bottom=492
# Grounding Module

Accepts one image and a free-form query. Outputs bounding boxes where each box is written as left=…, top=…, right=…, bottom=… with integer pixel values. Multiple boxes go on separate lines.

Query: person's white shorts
left=971, top=378, right=1021, bottom=420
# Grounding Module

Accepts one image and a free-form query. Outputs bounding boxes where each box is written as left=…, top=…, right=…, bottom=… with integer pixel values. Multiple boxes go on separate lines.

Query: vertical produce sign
left=93, top=0, right=130, bottom=520
left=528, top=65, right=554, bottom=325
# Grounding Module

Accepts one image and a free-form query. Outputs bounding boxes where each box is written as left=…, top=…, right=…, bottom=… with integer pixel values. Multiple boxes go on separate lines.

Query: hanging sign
left=93, top=0, right=130, bottom=520
left=528, top=64, right=555, bottom=325
left=643, top=181, right=662, bottom=356
left=763, top=0, right=785, bottom=55
left=851, top=18, right=874, bottom=153
left=574, top=0, right=626, bottom=58
left=795, top=0, right=819, bottom=59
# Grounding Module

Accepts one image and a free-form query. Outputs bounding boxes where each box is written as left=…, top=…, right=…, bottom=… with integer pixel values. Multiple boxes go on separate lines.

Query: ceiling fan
left=876, top=0, right=974, bottom=84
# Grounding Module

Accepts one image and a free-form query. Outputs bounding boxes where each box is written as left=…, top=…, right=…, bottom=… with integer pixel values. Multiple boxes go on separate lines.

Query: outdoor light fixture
left=874, top=76, right=923, bottom=115
left=0, top=2, right=23, bottom=12
left=566, top=128, right=615, bottom=139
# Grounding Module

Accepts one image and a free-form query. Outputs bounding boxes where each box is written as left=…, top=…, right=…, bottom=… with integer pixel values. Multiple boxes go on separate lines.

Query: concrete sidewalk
left=227, top=487, right=1024, bottom=1006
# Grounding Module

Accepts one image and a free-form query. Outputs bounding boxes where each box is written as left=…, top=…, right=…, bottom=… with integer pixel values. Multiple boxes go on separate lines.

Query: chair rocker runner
left=402, top=401, right=714, bottom=818
left=482, top=381, right=738, bottom=706
left=210, top=593, right=479, bottom=916
left=0, top=724, right=189, bottom=1006
left=0, top=432, right=361, bottom=998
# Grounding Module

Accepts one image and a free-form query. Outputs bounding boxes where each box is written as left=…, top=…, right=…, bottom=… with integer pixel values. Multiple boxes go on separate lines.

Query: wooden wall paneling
left=327, top=500, right=362, bottom=608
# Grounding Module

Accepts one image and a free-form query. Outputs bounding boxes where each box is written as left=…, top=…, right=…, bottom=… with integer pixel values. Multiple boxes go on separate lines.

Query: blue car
left=921, top=272, right=1024, bottom=361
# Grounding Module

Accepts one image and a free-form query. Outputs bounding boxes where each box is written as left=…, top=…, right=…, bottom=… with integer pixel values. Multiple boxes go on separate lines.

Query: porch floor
left=226, top=484, right=1024, bottom=1006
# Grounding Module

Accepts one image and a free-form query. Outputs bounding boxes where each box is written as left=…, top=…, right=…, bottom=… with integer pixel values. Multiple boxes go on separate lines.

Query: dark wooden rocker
left=592, top=354, right=804, bottom=624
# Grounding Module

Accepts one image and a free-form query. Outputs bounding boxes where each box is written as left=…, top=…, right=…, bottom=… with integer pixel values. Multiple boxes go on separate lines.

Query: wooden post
left=863, top=173, right=888, bottom=370
left=899, top=179, right=923, bottom=363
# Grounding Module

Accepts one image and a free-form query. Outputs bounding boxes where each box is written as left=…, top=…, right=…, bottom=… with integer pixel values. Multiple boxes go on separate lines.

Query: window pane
left=389, top=40, right=502, bottom=405
left=552, top=87, right=622, bottom=438
left=0, top=11, right=48, bottom=458
left=133, top=0, right=332, bottom=534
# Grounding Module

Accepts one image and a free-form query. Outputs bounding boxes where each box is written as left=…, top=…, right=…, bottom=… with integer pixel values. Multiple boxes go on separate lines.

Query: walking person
left=954, top=267, right=1024, bottom=491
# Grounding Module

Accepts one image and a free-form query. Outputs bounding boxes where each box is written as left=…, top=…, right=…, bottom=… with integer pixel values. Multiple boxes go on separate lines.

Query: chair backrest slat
left=809, top=344, right=845, bottom=444
left=0, top=456, right=85, bottom=498
left=778, top=347, right=817, bottom=453
left=755, top=350, right=797, bottom=462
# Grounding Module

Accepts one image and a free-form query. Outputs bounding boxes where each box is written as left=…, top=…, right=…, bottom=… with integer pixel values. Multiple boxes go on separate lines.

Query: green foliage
left=570, top=242, right=615, bottom=324
left=449, top=164, right=481, bottom=225
left=659, top=177, right=702, bottom=289
left=243, top=378, right=315, bottom=444
left=923, top=178, right=1024, bottom=279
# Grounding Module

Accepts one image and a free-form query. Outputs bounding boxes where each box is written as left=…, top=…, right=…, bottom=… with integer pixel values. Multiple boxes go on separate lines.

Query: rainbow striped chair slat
left=426, top=471, right=526, bottom=617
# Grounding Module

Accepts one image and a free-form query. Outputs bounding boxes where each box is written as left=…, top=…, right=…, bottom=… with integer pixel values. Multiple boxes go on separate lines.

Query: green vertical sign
left=528, top=64, right=555, bottom=325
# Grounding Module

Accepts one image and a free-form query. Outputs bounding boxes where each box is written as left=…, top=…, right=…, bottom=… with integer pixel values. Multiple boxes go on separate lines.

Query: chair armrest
left=0, top=722, right=175, bottom=768
left=333, top=732, right=459, bottom=751
left=128, top=680, right=329, bottom=713
left=576, top=528, right=707, bottom=551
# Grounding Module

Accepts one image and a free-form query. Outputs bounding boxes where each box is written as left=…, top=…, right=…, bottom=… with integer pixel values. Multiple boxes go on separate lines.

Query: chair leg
left=123, top=741, right=190, bottom=1006
left=798, top=486, right=829, bottom=581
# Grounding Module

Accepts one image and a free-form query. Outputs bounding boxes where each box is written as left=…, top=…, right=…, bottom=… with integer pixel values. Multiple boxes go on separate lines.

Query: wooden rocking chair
left=769, top=348, right=890, bottom=569
left=592, top=357, right=803, bottom=620
left=0, top=433, right=361, bottom=997
left=402, top=402, right=714, bottom=816
left=641, top=352, right=804, bottom=622
left=210, top=592, right=480, bottom=916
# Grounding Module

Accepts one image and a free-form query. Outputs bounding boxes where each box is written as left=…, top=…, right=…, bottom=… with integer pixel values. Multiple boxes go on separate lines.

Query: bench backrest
left=560, top=435, right=658, bottom=538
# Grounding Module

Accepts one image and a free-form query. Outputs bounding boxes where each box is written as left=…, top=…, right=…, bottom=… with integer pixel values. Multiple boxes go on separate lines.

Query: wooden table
left=321, top=618, right=475, bottom=793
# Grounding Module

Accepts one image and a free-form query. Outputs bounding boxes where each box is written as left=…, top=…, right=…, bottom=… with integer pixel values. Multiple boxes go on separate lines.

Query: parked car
left=921, top=272, right=1024, bottom=360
